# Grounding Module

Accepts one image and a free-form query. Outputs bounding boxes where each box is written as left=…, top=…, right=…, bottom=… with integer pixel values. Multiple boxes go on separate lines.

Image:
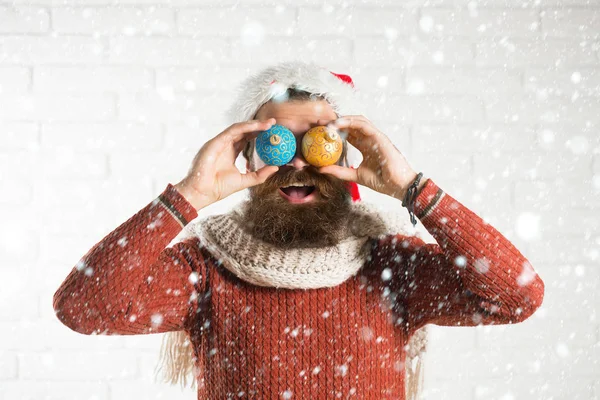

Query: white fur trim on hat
left=225, top=60, right=361, bottom=124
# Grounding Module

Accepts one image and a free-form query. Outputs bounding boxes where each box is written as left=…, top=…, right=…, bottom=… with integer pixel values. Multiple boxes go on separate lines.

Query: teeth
left=283, top=182, right=312, bottom=188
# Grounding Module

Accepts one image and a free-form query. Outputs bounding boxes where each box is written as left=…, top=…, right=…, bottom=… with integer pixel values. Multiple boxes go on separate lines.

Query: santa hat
left=226, top=61, right=362, bottom=202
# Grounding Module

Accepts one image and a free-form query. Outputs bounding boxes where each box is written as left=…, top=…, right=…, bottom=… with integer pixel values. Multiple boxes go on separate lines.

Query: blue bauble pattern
left=256, top=125, right=296, bottom=166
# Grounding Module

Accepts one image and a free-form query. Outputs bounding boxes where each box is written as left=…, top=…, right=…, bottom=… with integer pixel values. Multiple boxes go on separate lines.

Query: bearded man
left=53, top=61, right=545, bottom=400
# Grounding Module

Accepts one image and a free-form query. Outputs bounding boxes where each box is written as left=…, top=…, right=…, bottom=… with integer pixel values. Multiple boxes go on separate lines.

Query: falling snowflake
left=565, top=135, right=589, bottom=155
left=381, top=268, right=392, bottom=281
left=241, top=21, right=265, bottom=46
left=537, top=129, right=555, bottom=147
left=359, top=326, right=374, bottom=342
left=432, top=50, right=444, bottom=64
left=517, top=261, right=537, bottom=286
left=188, top=272, right=200, bottom=284
left=407, top=79, right=425, bottom=94
left=419, top=15, right=434, bottom=32
left=515, top=212, right=540, bottom=241
left=474, top=258, right=490, bottom=274
left=383, top=27, right=398, bottom=40
left=335, top=364, right=348, bottom=377
left=76, top=260, right=87, bottom=271
left=377, top=76, right=389, bottom=87
left=454, top=255, right=467, bottom=268
left=151, top=313, right=163, bottom=326
left=556, top=343, right=569, bottom=358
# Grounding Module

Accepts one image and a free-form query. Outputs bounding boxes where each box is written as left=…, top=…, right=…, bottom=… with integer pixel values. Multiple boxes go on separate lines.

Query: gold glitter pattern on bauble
left=301, top=126, right=343, bottom=167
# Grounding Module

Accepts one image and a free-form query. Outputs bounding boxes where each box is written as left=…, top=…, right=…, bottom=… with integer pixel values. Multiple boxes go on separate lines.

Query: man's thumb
left=242, top=165, right=279, bottom=188
left=318, top=165, right=357, bottom=182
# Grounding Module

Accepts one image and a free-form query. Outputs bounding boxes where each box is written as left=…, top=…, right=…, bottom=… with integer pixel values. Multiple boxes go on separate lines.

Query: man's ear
left=243, top=141, right=253, bottom=172
left=338, top=139, right=349, bottom=167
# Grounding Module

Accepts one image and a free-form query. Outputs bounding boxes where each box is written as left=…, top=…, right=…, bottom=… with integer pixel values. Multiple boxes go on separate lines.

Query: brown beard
left=242, top=165, right=353, bottom=249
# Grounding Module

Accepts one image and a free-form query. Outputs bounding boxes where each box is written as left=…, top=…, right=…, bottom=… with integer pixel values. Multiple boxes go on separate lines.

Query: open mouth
left=278, top=183, right=317, bottom=204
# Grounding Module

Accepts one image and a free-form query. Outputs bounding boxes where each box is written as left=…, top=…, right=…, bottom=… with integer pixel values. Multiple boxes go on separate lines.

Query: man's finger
left=331, top=117, right=378, bottom=137
left=329, top=125, right=373, bottom=155
left=223, top=118, right=276, bottom=142
left=330, top=118, right=399, bottom=161
left=334, top=114, right=370, bottom=124
left=240, top=165, right=280, bottom=189
left=318, top=165, right=359, bottom=182
left=214, top=118, right=276, bottom=152
left=316, top=118, right=336, bottom=127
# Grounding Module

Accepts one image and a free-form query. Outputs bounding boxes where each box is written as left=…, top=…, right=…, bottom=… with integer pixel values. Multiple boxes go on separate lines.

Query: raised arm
left=52, top=184, right=203, bottom=335
left=378, top=178, right=545, bottom=333
left=316, top=117, right=544, bottom=334
left=53, top=119, right=280, bottom=335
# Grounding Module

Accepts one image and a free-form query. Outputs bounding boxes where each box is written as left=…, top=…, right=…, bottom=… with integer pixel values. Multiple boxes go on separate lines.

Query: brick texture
left=2, top=1, right=598, bottom=399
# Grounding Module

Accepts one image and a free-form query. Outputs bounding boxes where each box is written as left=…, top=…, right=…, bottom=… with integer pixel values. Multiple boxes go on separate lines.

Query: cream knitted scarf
left=174, top=200, right=414, bottom=289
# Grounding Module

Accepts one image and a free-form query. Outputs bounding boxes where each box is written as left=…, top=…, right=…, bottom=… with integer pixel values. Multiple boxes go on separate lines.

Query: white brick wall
left=0, top=1, right=598, bottom=399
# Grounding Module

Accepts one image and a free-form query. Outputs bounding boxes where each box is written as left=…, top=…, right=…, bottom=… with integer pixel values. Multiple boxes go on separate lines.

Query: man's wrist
left=174, top=181, right=212, bottom=211
left=393, top=172, right=428, bottom=201
left=414, top=176, right=428, bottom=197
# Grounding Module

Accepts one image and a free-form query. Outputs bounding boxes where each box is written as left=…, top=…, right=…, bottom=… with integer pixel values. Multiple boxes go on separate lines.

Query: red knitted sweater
left=53, top=178, right=545, bottom=399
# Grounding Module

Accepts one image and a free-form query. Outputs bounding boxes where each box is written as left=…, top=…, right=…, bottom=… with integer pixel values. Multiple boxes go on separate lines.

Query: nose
left=288, top=153, right=310, bottom=169
left=286, top=136, right=310, bottom=170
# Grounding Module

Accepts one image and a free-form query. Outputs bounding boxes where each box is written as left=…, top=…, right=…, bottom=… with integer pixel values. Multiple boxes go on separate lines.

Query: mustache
left=257, top=165, right=348, bottom=200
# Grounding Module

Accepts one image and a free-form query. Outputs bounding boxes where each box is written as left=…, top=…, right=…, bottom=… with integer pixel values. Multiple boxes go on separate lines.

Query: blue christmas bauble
left=255, top=124, right=296, bottom=166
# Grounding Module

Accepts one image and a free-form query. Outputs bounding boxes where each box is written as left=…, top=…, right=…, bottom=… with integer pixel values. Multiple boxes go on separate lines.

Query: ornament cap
left=325, top=129, right=338, bottom=142
left=269, top=135, right=281, bottom=146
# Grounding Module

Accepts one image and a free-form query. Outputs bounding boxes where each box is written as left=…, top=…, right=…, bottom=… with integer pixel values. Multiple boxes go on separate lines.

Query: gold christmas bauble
left=301, top=126, right=343, bottom=167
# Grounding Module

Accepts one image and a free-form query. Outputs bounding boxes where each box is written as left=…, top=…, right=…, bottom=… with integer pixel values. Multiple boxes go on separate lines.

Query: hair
left=155, top=88, right=428, bottom=400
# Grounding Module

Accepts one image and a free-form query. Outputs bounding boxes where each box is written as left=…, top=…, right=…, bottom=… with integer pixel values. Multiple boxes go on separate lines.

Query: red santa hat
left=227, top=61, right=362, bottom=202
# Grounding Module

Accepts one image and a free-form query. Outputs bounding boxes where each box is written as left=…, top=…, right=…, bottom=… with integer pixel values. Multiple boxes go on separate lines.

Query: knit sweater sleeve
left=52, top=183, right=206, bottom=335
left=377, top=178, right=545, bottom=333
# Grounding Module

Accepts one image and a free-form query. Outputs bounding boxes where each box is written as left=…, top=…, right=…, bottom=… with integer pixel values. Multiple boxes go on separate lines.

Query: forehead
left=254, top=99, right=338, bottom=135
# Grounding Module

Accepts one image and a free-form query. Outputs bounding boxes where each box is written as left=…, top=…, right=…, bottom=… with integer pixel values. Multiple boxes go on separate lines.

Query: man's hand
left=175, top=119, right=280, bottom=210
left=317, top=115, right=427, bottom=201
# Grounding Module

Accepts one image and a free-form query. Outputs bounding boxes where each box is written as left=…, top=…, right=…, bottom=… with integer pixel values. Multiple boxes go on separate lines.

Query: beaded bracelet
left=401, top=172, right=424, bottom=227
